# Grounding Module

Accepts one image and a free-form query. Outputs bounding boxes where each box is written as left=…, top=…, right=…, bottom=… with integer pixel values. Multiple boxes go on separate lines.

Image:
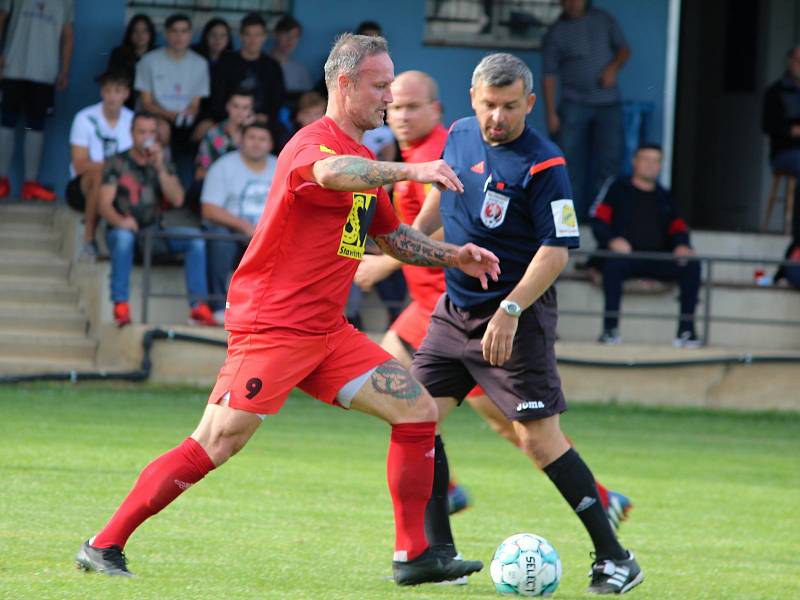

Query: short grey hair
left=471, top=53, right=533, bottom=95
left=324, top=33, right=389, bottom=91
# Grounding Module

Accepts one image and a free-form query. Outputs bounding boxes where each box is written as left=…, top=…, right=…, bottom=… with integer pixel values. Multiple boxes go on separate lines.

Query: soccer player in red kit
left=75, top=34, right=498, bottom=586
left=355, top=71, right=632, bottom=537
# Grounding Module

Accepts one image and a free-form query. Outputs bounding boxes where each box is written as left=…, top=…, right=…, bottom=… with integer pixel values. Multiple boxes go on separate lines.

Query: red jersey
left=225, top=117, right=400, bottom=333
left=392, top=124, right=449, bottom=311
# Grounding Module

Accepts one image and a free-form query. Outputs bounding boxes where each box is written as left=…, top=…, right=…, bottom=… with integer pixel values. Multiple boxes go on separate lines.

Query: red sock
left=93, top=437, right=215, bottom=549
left=595, top=480, right=610, bottom=510
left=387, top=422, right=436, bottom=561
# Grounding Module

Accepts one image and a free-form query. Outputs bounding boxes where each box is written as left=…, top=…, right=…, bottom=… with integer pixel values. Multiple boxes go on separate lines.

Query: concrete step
left=0, top=331, right=97, bottom=361
left=0, top=201, right=56, bottom=227
left=0, top=229, right=61, bottom=254
left=555, top=278, right=800, bottom=350
left=0, top=279, right=80, bottom=306
left=0, top=306, right=87, bottom=335
left=0, top=254, right=70, bottom=278
left=0, top=356, right=95, bottom=376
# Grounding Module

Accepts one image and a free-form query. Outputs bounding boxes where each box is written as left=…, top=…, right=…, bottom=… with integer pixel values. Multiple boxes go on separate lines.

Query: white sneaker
left=213, top=309, right=226, bottom=324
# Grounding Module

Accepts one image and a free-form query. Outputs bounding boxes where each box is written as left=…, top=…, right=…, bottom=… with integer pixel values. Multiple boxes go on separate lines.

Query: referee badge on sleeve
left=551, top=199, right=579, bottom=237
left=481, top=190, right=510, bottom=229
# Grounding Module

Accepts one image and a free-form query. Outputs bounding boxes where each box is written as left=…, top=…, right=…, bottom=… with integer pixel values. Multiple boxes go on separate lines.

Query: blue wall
left=35, top=0, right=668, bottom=197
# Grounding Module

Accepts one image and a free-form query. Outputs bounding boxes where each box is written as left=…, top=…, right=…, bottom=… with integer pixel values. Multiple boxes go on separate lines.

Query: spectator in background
left=135, top=13, right=209, bottom=179
left=269, top=15, right=312, bottom=100
left=763, top=44, right=800, bottom=240
left=355, top=20, right=382, bottom=37
left=99, top=112, right=216, bottom=327
left=67, top=70, right=134, bottom=262
left=542, top=0, right=630, bottom=219
left=192, top=17, right=233, bottom=67
left=195, top=88, right=255, bottom=180
left=591, top=144, right=701, bottom=348
left=293, top=90, right=326, bottom=131
left=0, top=0, right=73, bottom=201
left=201, top=122, right=276, bottom=322
left=210, top=13, right=285, bottom=140
left=191, top=17, right=233, bottom=141
left=107, top=13, right=156, bottom=110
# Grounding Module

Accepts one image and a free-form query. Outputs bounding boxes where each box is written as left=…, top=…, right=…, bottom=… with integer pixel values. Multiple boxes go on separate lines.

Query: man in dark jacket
left=210, top=13, right=286, bottom=145
left=763, top=44, right=800, bottom=239
left=591, top=143, right=701, bottom=347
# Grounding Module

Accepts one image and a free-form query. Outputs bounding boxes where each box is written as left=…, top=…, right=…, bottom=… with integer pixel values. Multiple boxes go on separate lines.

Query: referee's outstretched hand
left=456, top=243, right=500, bottom=290
left=407, top=160, right=464, bottom=193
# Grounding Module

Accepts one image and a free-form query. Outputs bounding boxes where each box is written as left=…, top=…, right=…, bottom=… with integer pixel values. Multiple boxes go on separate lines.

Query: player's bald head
left=388, top=70, right=442, bottom=146
left=392, top=70, right=439, bottom=102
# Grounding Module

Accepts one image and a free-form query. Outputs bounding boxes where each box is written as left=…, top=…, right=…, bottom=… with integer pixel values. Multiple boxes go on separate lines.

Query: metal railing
left=566, top=249, right=800, bottom=345
left=139, top=228, right=249, bottom=324
left=137, top=228, right=800, bottom=345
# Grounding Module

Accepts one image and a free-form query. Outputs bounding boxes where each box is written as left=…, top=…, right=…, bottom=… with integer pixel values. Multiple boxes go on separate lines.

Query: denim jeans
left=557, top=100, right=623, bottom=220
left=204, top=224, right=246, bottom=312
left=772, top=148, right=800, bottom=239
left=106, top=225, right=209, bottom=307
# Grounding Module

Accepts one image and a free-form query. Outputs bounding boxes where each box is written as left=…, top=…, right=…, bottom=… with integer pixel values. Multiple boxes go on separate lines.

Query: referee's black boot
left=76, top=539, right=134, bottom=577
left=393, top=546, right=482, bottom=586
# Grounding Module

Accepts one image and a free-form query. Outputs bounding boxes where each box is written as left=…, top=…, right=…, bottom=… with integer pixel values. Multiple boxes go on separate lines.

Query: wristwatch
left=500, top=300, right=522, bottom=318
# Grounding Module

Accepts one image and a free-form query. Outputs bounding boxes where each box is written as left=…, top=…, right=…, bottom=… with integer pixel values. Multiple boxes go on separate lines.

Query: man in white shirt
left=67, top=70, right=133, bottom=261
left=201, top=122, right=276, bottom=321
left=135, top=13, right=209, bottom=178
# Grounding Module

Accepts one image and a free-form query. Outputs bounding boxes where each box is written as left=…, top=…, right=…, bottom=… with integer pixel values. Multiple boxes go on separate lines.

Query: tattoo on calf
left=375, top=224, right=456, bottom=267
left=372, top=360, right=423, bottom=405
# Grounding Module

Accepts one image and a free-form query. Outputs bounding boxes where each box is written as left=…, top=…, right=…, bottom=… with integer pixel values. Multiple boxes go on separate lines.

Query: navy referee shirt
left=440, top=117, right=580, bottom=309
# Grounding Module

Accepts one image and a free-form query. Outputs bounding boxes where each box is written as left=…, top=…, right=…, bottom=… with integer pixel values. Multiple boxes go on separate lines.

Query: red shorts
left=390, top=299, right=434, bottom=350
left=208, top=323, right=392, bottom=415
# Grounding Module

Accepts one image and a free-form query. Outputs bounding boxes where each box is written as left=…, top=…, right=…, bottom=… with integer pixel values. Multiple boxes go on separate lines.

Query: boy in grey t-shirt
left=135, top=13, right=209, bottom=179
left=0, top=0, right=74, bottom=200
left=200, top=122, right=276, bottom=319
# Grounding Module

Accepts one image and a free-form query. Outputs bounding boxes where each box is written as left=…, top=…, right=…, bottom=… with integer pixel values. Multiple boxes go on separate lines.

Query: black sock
left=424, top=435, right=455, bottom=552
left=543, top=448, right=626, bottom=561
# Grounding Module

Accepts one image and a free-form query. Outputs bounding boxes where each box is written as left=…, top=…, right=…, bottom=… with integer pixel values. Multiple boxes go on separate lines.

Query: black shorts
left=65, top=176, right=85, bottom=211
left=1, top=79, right=55, bottom=120
left=410, top=290, right=567, bottom=422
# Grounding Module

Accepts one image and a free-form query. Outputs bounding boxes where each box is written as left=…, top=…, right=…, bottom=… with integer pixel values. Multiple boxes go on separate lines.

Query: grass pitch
left=0, top=384, right=798, bottom=599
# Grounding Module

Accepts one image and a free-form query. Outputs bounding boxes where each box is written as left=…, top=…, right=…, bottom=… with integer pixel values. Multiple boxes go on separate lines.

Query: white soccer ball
left=490, top=533, right=562, bottom=596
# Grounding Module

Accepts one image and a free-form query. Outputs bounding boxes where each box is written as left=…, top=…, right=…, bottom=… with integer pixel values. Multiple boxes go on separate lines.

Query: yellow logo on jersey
left=562, top=203, right=577, bottom=228
left=319, top=144, right=337, bottom=154
left=338, top=192, right=377, bottom=259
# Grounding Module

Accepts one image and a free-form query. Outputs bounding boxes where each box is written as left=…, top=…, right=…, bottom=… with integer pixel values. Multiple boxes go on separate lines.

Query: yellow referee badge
left=551, top=199, right=579, bottom=237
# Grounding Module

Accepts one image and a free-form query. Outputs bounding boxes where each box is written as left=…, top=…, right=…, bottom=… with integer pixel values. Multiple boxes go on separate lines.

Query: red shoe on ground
left=21, top=180, right=56, bottom=201
left=189, top=302, right=219, bottom=326
left=0, top=177, right=9, bottom=199
left=114, top=302, right=131, bottom=327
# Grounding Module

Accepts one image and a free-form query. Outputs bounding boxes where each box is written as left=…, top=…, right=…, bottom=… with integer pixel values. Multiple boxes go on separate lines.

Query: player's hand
left=355, top=254, right=398, bottom=292
left=456, top=243, right=500, bottom=290
left=547, top=112, right=560, bottom=135
left=673, top=244, right=694, bottom=266
left=408, top=160, right=464, bottom=193
left=609, top=237, right=632, bottom=254
left=481, top=309, right=519, bottom=367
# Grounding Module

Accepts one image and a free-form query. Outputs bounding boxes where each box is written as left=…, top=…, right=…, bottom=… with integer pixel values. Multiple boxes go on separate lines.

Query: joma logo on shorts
left=516, top=401, right=545, bottom=411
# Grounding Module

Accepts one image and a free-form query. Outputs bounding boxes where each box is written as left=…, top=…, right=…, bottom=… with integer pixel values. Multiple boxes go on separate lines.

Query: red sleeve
left=288, top=133, right=339, bottom=191
left=368, top=186, right=400, bottom=236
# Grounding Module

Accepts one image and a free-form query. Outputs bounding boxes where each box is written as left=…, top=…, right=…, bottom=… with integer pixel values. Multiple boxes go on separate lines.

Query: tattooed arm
left=307, top=155, right=464, bottom=193
left=373, top=223, right=458, bottom=267
left=373, top=224, right=501, bottom=289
